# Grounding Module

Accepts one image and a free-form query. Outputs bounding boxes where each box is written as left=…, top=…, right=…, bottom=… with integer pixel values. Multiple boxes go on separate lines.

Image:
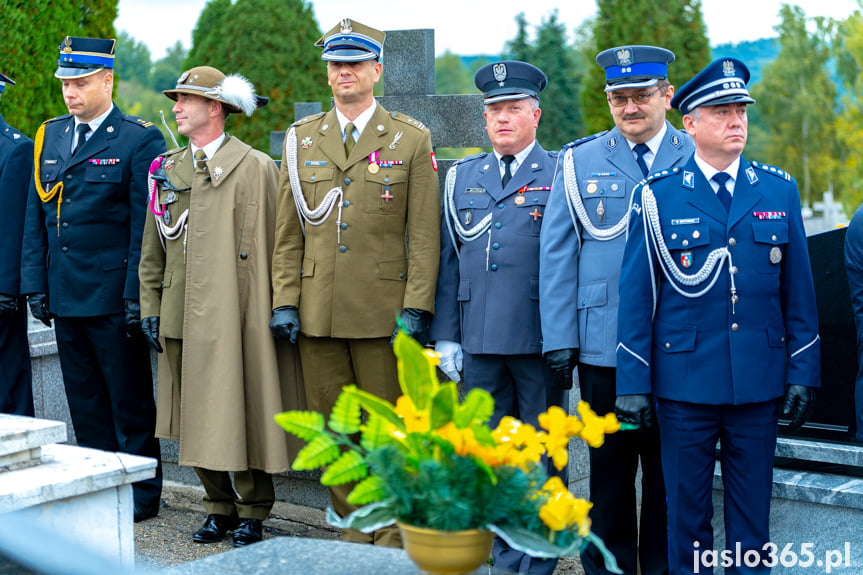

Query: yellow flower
left=538, top=406, right=575, bottom=471
left=577, top=400, right=620, bottom=448
left=539, top=477, right=593, bottom=536
left=394, top=395, right=430, bottom=433
left=436, top=422, right=503, bottom=466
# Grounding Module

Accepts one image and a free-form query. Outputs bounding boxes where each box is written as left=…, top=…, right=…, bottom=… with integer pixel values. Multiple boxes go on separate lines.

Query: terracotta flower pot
left=397, top=521, right=494, bottom=574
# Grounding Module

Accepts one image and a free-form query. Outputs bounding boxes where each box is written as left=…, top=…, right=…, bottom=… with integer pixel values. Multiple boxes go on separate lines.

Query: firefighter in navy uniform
left=0, top=70, right=34, bottom=416
left=20, top=36, right=166, bottom=522
left=616, top=58, right=820, bottom=574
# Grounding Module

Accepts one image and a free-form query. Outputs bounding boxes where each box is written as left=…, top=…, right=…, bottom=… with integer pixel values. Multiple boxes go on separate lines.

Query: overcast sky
left=116, top=0, right=862, bottom=61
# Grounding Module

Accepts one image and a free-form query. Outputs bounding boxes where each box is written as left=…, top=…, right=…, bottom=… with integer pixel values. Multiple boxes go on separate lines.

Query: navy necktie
left=73, top=123, right=90, bottom=156
left=633, top=143, right=650, bottom=177
left=713, top=172, right=733, bottom=213
left=501, top=155, right=515, bottom=188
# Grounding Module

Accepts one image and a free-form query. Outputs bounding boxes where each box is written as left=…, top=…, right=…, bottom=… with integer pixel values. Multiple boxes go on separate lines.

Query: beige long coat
left=139, top=135, right=305, bottom=472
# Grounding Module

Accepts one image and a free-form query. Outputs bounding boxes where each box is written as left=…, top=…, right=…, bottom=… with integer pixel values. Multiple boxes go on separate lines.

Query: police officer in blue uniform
left=0, top=70, right=34, bottom=416
left=844, top=205, right=863, bottom=443
left=616, top=58, right=820, bottom=574
left=429, top=61, right=561, bottom=575
left=20, top=37, right=166, bottom=521
left=539, top=45, right=692, bottom=575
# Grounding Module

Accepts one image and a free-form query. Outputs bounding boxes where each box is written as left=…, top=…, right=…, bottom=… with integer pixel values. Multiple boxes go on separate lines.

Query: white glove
left=435, top=340, right=463, bottom=383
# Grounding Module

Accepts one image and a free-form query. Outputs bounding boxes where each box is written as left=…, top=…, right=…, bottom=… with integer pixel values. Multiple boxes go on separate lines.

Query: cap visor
left=604, top=78, right=659, bottom=92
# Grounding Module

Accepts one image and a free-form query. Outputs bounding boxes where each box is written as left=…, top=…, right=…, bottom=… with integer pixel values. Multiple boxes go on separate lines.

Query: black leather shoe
left=232, top=518, right=263, bottom=547
left=193, top=514, right=238, bottom=543
left=134, top=502, right=159, bottom=523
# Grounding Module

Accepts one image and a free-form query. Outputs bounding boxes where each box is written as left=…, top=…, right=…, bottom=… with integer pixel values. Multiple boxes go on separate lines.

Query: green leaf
left=471, top=422, right=496, bottom=448
left=429, top=382, right=457, bottom=429
left=360, top=412, right=397, bottom=451
left=329, top=387, right=362, bottom=434
left=274, top=411, right=325, bottom=441
left=292, top=434, right=340, bottom=471
left=346, top=475, right=388, bottom=505
left=488, top=524, right=577, bottom=559
left=320, top=450, right=368, bottom=486
left=454, top=388, right=495, bottom=428
left=393, top=331, right=439, bottom=410
left=583, top=532, right=622, bottom=574
left=326, top=500, right=397, bottom=533
left=343, top=386, right=405, bottom=432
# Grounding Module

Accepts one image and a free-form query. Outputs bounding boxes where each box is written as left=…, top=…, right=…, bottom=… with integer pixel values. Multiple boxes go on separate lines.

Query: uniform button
left=692, top=230, right=700, bottom=239
left=494, top=222, right=502, bottom=229
left=65, top=173, right=72, bottom=179
left=160, top=280, right=165, bottom=287
left=240, top=252, right=248, bottom=260
left=781, top=336, right=786, bottom=342
left=490, top=264, right=499, bottom=271
left=65, top=198, right=71, bottom=204
left=730, top=266, right=738, bottom=274
left=339, top=245, right=347, bottom=253
left=665, top=342, right=671, bottom=349
left=343, top=200, right=350, bottom=207
left=61, top=246, right=68, bottom=253
left=384, top=177, right=390, bottom=183
left=340, top=222, right=348, bottom=230
left=671, top=233, right=678, bottom=240
left=469, top=200, right=474, bottom=205
left=399, top=273, right=405, bottom=279
left=310, top=175, right=316, bottom=181
left=497, top=202, right=504, bottom=209
left=729, top=237, right=736, bottom=246
left=682, top=239, right=689, bottom=247
left=62, top=222, right=69, bottom=229
left=772, top=234, right=778, bottom=242
left=344, top=178, right=351, bottom=186
left=492, top=242, right=500, bottom=250
left=731, top=323, right=739, bottom=332
left=101, top=174, right=106, bottom=180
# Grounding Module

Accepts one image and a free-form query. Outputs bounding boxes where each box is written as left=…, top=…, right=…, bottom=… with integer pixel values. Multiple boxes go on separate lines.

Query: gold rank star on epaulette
left=750, top=160, right=792, bottom=181
left=136, top=118, right=154, bottom=127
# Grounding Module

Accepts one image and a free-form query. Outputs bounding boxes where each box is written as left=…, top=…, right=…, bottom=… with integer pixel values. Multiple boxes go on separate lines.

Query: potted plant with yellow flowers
left=275, top=330, right=624, bottom=574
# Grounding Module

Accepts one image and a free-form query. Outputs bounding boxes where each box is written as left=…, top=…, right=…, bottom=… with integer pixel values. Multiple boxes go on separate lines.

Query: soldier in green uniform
left=139, top=66, right=305, bottom=547
left=269, top=18, right=441, bottom=547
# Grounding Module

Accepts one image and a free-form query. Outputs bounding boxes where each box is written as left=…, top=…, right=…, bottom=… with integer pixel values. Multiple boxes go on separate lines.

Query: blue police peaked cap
left=55, top=36, right=115, bottom=79
left=0, top=71, right=14, bottom=94
left=474, top=61, right=547, bottom=105
left=671, top=57, right=756, bottom=115
left=596, top=45, right=675, bottom=92
left=316, top=18, right=385, bottom=62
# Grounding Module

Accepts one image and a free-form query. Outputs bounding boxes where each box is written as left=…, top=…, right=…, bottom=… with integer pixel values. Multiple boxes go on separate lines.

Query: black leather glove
left=782, top=385, right=816, bottom=433
left=392, top=308, right=432, bottom=346
left=544, top=348, right=577, bottom=390
left=124, top=299, right=142, bottom=338
left=269, top=306, right=300, bottom=343
left=27, top=293, right=53, bottom=327
left=0, top=294, right=19, bottom=316
left=141, top=316, right=163, bottom=353
left=614, top=394, right=656, bottom=430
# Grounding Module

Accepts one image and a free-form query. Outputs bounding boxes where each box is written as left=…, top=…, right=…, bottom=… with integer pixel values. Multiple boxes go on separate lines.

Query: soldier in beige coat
left=269, top=18, right=440, bottom=547
left=139, top=66, right=305, bottom=548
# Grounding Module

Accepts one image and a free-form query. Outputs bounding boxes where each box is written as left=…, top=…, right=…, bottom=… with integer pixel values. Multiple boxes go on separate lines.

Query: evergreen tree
left=435, top=51, right=474, bottom=95
left=183, top=0, right=329, bottom=152
left=151, top=42, right=187, bottom=92
left=581, top=0, right=710, bottom=134
left=115, top=31, right=152, bottom=87
left=0, top=0, right=117, bottom=136
left=751, top=5, right=839, bottom=208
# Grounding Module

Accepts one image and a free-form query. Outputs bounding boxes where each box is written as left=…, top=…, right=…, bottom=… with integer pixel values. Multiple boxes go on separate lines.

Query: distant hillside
left=711, top=38, right=779, bottom=86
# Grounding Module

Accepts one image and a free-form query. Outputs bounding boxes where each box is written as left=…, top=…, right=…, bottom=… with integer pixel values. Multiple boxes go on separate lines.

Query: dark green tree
left=183, top=0, right=329, bottom=152
left=115, top=31, right=152, bottom=87
left=504, top=13, right=532, bottom=62
left=435, top=50, right=474, bottom=95
left=751, top=5, right=839, bottom=207
left=581, top=0, right=711, bottom=134
left=151, top=41, right=187, bottom=92
left=0, top=0, right=117, bottom=137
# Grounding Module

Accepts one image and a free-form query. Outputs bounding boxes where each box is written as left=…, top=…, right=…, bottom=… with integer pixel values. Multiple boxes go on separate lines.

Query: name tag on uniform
left=44, top=159, right=57, bottom=165
left=304, top=160, right=327, bottom=166
left=671, top=218, right=700, bottom=225
left=465, top=188, right=486, bottom=194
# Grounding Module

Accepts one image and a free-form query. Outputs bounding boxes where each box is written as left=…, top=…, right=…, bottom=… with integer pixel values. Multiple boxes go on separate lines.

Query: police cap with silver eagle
left=55, top=36, right=115, bottom=79
left=596, top=45, right=675, bottom=92
left=474, top=61, right=547, bottom=105
left=671, top=57, right=756, bottom=115
left=315, top=18, right=385, bottom=62
left=163, top=66, right=267, bottom=117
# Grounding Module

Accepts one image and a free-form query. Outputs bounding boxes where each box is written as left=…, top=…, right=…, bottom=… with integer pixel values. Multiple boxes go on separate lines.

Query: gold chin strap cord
left=34, top=122, right=64, bottom=235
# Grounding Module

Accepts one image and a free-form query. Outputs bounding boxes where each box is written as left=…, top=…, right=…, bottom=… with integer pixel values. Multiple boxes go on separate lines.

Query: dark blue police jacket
left=0, top=114, right=33, bottom=298
left=20, top=105, right=166, bottom=315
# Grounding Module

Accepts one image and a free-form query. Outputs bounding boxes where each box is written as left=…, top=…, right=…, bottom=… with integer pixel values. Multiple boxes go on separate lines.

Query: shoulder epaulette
left=547, top=149, right=559, bottom=159
left=453, top=152, right=488, bottom=167
left=292, top=112, right=326, bottom=127
left=123, top=115, right=156, bottom=129
left=562, top=130, right=608, bottom=151
left=1, top=125, right=31, bottom=144
left=41, top=114, right=70, bottom=127
left=750, top=160, right=793, bottom=182
left=388, top=111, right=429, bottom=133
left=644, top=165, right=681, bottom=184
left=161, top=145, right=188, bottom=158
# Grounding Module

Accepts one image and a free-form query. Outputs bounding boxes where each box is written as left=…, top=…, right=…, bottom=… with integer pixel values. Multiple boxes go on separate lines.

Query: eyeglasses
left=607, top=87, right=663, bottom=108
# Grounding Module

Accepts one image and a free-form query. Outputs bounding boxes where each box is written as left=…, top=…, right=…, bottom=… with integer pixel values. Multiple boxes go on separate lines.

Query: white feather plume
left=217, top=74, right=257, bottom=117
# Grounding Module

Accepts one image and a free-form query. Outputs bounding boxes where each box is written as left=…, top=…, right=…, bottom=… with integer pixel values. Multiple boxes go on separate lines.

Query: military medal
left=465, top=211, right=472, bottom=225
left=368, top=150, right=380, bottom=174
left=515, top=195, right=525, bottom=205
left=213, top=166, right=224, bottom=180
left=165, top=159, right=175, bottom=171
left=163, top=209, right=171, bottom=225
left=381, top=188, right=393, bottom=203
left=389, top=131, right=403, bottom=150
left=586, top=182, right=598, bottom=194
left=681, top=251, right=692, bottom=268
left=301, top=137, right=313, bottom=149
left=164, top=191, right=177, bottom=204
left=769, top=246, right=782, bottom=264
left=596, top=199, right=605, bottom=223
